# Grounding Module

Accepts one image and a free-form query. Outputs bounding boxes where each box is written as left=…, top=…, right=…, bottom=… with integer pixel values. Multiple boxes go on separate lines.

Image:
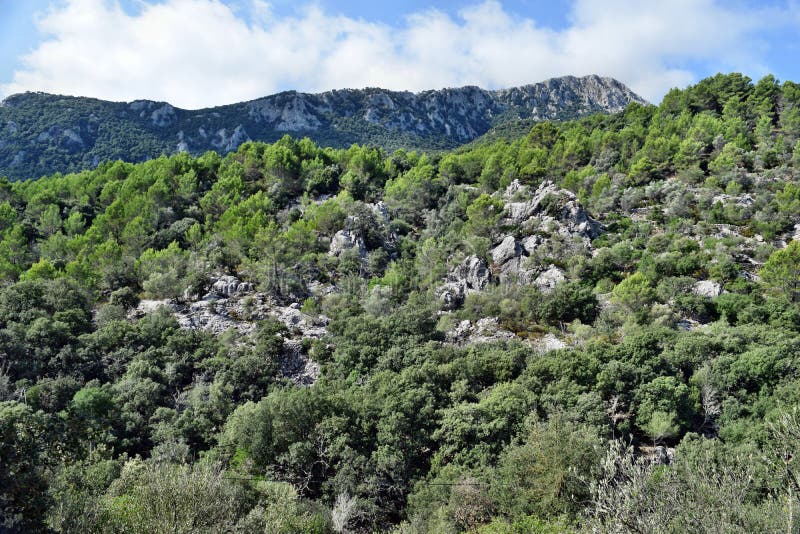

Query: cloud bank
left=0, top=0, right=787, bottom=108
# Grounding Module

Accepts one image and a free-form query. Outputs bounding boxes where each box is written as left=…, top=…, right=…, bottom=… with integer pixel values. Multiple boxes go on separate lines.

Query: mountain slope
left=4, top=72, right=800, bottom=533
left=0, top=75, right=645, bottom=179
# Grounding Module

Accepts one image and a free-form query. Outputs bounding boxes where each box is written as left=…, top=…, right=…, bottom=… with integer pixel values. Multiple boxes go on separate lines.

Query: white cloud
left=0, top=0, right=788, bottom=108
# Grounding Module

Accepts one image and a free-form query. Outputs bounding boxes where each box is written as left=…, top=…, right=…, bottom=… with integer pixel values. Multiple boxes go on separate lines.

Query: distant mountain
left=0, top=75, right=646, bottom=179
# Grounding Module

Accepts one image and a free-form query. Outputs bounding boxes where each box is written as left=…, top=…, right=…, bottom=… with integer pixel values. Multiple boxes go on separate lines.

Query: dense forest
left=3, top=72, right=800, bottom=532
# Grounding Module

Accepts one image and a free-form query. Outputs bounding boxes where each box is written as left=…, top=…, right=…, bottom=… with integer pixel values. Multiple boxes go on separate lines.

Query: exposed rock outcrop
left=491, top=236, right=522, bottom=265
left=328, top=202, right=398, bottom=260
left=211, top=275, right=254, bottom=298
left=534, top=266, right=567, bottom=292
left=445, top=317, right=517, bottom=345
left=776, top=223, right=800, bottom=249
left=532, top=333, right=569, bottom=353
left=210, top=124, right=250, bottom=152
left=486, top=180, right=602, bottom=284
left=131, top=274, right=326, bottom=385
left=490, top=236, right=537, bottom=284
left=436, top=181, right=600, bottom=306
left=560, top=200, right=605, bottom=240
left=436, top=255, right=491, bottom=310
left=150, top=104, right=176, bottom=127
left=280, top=340, right=320, bottom=386
left=692, top=280, right=722, bottom=298
left=329, top=226, right=367, bottom=259
left=502, top=179, right=604, bottom=240
left=444, top=317, right=570, bottom=353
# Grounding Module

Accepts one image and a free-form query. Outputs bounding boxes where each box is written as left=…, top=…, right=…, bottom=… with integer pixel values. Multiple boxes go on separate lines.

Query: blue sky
left=261, top=0, right=573, bottom=26
left=1, top=0, right=798, bottom=108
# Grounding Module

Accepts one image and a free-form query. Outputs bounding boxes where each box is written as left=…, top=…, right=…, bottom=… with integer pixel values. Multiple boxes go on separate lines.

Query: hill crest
left=0, top=75, right=646, bottom=179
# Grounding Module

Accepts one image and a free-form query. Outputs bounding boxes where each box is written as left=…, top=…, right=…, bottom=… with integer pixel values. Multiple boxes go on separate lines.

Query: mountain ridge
left=0, top=74, right=646, bottom=179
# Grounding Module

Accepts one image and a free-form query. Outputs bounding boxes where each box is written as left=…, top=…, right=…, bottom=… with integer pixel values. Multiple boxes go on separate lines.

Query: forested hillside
left=0, top=75, right=643, bottom=180
left=3, top=73, right=800, bottom=532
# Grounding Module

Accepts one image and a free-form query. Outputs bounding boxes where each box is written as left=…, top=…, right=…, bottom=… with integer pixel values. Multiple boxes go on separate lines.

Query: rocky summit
left=0, top=75, right=645, bottom=179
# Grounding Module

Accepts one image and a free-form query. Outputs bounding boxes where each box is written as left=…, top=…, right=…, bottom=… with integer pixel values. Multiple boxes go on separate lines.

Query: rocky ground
left=437, top=180, right=599, bottom=309
left=444, top=316, right=569, bottom=352
left=133, top=274, right=326, bottom=385
left=129, top=178, right=754, bottom=377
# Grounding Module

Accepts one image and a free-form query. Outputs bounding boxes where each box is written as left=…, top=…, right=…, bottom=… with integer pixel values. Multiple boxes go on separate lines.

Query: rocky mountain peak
left=0, top=75, right=646, bottom=180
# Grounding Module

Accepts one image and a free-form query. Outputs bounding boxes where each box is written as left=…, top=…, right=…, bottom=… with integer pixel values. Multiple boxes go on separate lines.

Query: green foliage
left=98, top=460, right=249, bottom=532
left=760, top=240, right=800, bottom=301
left=643, top=410, right=680, bottom=444
left=3, top=73, right=800, bottom=531
left=491, top=416, right=603, bottom=520
left=0, top=401, right=55, bottom=531
left=0, top=81, right=644, bottom=181
left=612, top=272, right=656, bottom=311
left=466, top=194, right=504, bottom=240
left=589, top=437, right=786, bottom=533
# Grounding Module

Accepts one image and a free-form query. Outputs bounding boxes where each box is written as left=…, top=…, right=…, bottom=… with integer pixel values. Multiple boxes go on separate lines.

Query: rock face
left=329, top=226, right=367, bottom=259
left=210, top=125, right=251, bottom=152
left=444, top=317, right=570, bottom=353
left=280, top=340, right=320, bottom=386
left=211, top=275, right=254, bottom=298
left=436, top=256, right=491, bottom=310
left=490, top=180, right=602, bottom=283
left=131, top=274, right=325, bottom=385
left=502, top=179, right=604, bottom=240
left=445, top=317, right=517, bottom=345
left=490, top=237, right=537, bottom=284
left=0, top=76, right=647, bottom=179
left=534, top=266, right=567, bottom=292
left=436, top=180, right=600, bottom=307
left=243, top=75, right=643, bottom=142
left=776, top=223, right=800, bottom=249
left=532, top=333, right=568, bottom=353
left=491, top=236, right=522, bottom=265
left=692, top=280, right=722, bottom=298
left=328, top=203, right=397, bottom=260
left=560, top=200, right=605, bottom=240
